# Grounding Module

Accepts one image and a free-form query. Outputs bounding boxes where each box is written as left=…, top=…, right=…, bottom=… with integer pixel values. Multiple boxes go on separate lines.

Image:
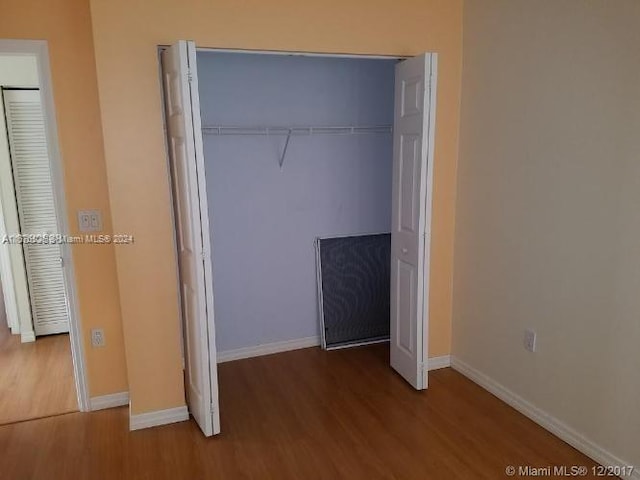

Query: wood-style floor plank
left=0, top=344, right=600, bottom=479
left=0, top=325, right=77, bottom=425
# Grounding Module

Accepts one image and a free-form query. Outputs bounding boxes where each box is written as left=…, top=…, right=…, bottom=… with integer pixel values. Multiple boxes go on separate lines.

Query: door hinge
left=187, top=69, right=193, bottom=83
left=210, top=403, right=216, bottom=415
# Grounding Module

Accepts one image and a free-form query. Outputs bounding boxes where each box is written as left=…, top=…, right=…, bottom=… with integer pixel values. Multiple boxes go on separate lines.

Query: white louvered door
left=3, top=89, right=69, bottom=336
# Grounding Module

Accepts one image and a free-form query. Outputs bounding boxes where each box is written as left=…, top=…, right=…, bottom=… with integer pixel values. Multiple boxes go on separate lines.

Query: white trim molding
left=217, top=336, right=320, bottom=363
left=427, top=355, right=450, bottom=371
left=90, top=392, right=129, bottom=411
left=217, top=338, right=453, bottom=372
left=451, top=357, right=639, bottom=480
left=20, top=330, right=36, bottom=343
left=129, top=406, right=189, bottom=431
left=195, top=46, right=406, bottom=60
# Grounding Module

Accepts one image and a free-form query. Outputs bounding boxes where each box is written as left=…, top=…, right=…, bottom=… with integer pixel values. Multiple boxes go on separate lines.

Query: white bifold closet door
left=161, top=41, right=221, bottom=436
left=160, top=40, right=436, bottom=436
left=390, top=54, right=437, bottom=390
left=3, top=89, right=69, bottom=336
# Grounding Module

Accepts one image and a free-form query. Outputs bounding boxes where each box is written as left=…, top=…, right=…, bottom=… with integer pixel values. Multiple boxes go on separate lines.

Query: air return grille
left=316, top=233, right=390, bottom=349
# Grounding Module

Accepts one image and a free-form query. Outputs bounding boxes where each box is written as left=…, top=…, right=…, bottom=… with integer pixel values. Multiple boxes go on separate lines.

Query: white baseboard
left=451, top=357, right=639, bottom=480
left=217, top=335, right=321, bottom=363
left=129, top=406, right=189, bottom=431
left=428, top=354, right=450, bottom=371
left=90, top=391, right=129, bottom=411
left=21, top=330, right=35, bottom=343
left=217, top=338, right=454, bottom=371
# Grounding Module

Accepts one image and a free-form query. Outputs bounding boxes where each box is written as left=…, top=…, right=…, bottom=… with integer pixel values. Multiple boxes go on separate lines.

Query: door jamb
left=0, top=39, right=90, bottom=412
left=195, top=46, right=406, bottom=60
left=0, top=205, right=20, bottom=334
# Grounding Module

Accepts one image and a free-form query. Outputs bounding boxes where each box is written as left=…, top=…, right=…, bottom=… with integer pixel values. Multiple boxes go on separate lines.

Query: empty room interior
left=0, top=0, right=638, bottom=479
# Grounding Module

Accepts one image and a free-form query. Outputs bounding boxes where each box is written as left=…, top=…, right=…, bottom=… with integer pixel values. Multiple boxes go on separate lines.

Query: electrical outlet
left=91, top=328, right=106, bottom=348
left=524, top=329, right=536, bottom=352
left=78, top=210, right=102, bottom=232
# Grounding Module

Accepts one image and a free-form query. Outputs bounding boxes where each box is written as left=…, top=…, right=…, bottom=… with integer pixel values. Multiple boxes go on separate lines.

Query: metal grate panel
left=316, top=233, right=390, bottom=349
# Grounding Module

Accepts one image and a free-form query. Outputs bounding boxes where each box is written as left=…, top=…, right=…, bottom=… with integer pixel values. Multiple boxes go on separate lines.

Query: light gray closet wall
left=197, top=52, right=395, bottom=352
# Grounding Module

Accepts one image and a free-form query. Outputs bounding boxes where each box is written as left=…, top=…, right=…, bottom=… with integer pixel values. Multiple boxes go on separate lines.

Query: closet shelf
left=202, top=125, right=393, bottom=168
left=201, top=125, right=393, bottom=136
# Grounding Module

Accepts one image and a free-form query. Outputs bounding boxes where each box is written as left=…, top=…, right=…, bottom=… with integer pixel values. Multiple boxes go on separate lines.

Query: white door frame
left=195, top=46, right=406, bottom=60
left=0, top=39, right=90, bottom=412
left=0, top=208, right=20, bottom=334
left=163, top=45, right=436, bottom=385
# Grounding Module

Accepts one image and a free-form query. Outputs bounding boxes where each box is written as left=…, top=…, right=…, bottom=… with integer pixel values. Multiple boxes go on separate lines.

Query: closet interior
left=196, top=51, right=397, bottom=355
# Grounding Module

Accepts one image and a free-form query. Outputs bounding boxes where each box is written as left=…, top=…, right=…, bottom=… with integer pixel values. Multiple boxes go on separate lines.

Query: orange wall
left=89, top=0, right=462, bottom=414
left=0, top=0, right=127, bottom=397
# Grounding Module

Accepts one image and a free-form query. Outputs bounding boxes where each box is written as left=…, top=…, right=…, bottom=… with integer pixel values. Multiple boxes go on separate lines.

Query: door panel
left=161, top=40, right=220, bottom=436
left=399, top=135, right=419, bottom=232
left=396, top=259, right=415, bottom=355
left=3, top=89, right=69, bottom=336
left=390, top=54, right=436, bottom=390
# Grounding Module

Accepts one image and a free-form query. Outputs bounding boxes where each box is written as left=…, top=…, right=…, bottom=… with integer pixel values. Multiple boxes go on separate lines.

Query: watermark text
left=1, top=233, right=134, bottom=245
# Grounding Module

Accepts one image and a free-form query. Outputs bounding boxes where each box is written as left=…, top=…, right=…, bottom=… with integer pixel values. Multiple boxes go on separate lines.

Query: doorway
left=0, top=40, right=88, bottom=422
left=160, top=41, right=437, bottom=437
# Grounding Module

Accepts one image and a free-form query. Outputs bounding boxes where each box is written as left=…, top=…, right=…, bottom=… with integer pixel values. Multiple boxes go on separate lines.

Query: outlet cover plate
left=78, top=210, right=102, bottom=232
left=91, top=328, right=106, bottom=348
left=524, top=329, right=536, bottom=352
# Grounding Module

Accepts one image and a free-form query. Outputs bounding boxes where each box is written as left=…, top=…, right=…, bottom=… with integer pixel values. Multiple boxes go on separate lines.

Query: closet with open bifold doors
left=160, top=40, right=437, bottom=437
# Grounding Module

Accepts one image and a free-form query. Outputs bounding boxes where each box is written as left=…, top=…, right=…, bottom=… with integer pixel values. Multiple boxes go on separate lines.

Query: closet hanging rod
left=201, top=125, right=393, bottom=136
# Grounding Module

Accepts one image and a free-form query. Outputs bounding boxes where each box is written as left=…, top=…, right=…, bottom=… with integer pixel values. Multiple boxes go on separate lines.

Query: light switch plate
left=78, top=210, right=102, bottom=232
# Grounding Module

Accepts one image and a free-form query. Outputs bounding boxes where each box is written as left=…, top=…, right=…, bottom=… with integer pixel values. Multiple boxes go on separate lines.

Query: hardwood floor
left=0, top=324, right=77, bottom=425
left=0, top=344, right=600, bottom=479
